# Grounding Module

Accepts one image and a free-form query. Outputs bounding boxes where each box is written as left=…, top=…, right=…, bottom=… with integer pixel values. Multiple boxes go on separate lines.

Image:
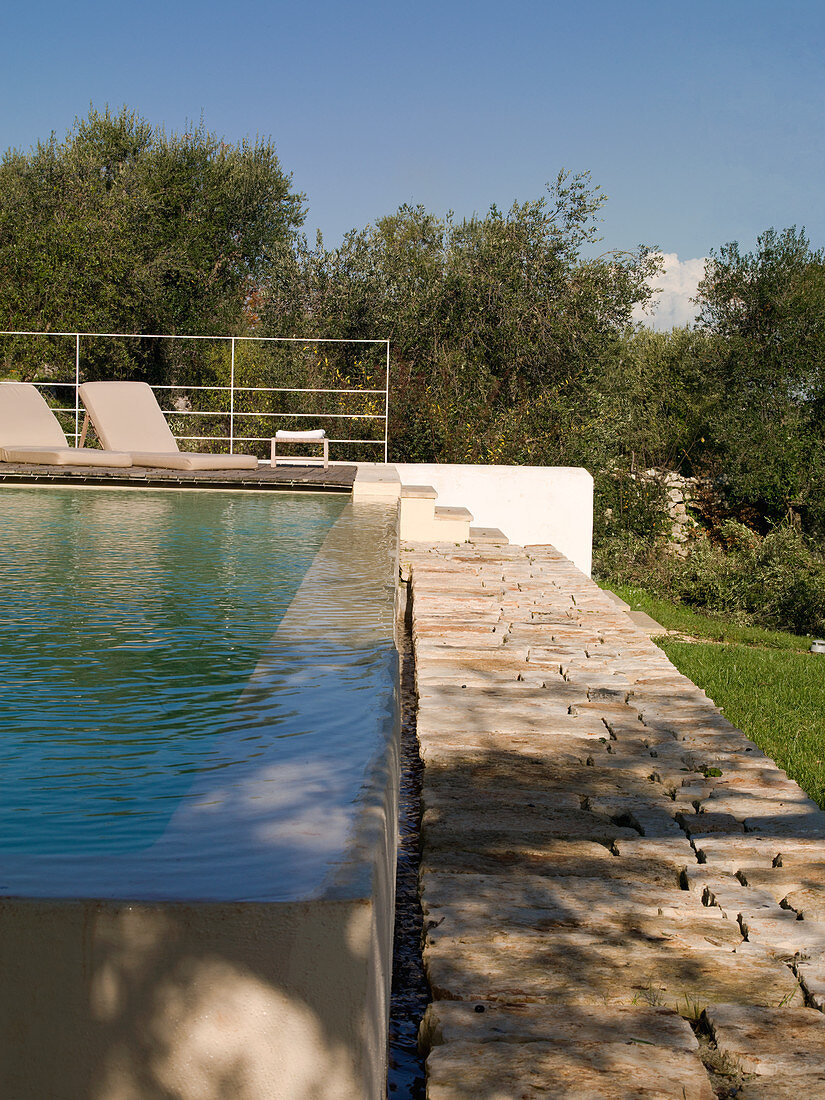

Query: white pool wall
left=387, top=463, right=593, bottom=575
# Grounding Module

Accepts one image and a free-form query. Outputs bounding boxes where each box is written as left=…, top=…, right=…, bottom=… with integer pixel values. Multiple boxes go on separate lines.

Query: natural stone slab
left=740, top=914, right=825, bottom=960
left=705, top=883, right=788, bottom=921
left=416, top=708, right=608, bottom=738
left=737, top=865, right=825, bottom=901
left=737, top=1075, right=825, bottom=1099
left=703, top=790, right=821, bottom=816
left=743, top=815, right=825, bottom=839
left=795, top=961, right=825, bottom=1009
left=420, top=873, right=709, bottom=924
left=421, top=807, right=638, bottom=845
left=422, top=1001, right=700, bottom=1051
left=415, top=643, right=529, bottom=663
left=420, top=756, right=597, bottom=794
left=426, top=1038, right=715, bottom=1099
left=420, top=845, right=682, bottom=888
left=677, top=812, right=746, bottom=836
left=613, top=837, right=698, bottom=868
left=773, top=840, right=825, bottom=864
left=424, top=935, right=802, bottom=1008
left=693, top=837, right=800, bottom=871
left=423, top=786, right=583, bottom=816
left=703, top=1003, right=825, bottom=1076
left=782, top=887, right=825, bottom=921
left=417, top=684, right=572, bottom=713
left=426, top=916, right=740, bottom=956
left=415, top=730, right=600, bottom=764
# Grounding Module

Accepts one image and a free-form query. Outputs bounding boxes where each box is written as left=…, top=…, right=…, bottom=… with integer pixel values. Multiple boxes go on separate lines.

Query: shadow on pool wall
left=0, top=497, right=401, bottom=1100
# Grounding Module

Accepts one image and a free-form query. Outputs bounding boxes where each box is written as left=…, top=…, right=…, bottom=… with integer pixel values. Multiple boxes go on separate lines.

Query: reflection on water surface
left=0, top=488, right=398, bottom=902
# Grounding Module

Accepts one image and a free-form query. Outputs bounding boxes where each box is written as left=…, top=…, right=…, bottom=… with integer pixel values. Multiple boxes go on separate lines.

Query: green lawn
left=659, top=640, right=825, bottom=808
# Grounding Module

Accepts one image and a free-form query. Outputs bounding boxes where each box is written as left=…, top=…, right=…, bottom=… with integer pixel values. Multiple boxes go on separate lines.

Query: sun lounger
left=0, top=383, right=132, bottom=467
left=78, top=381, right=259, bottom=470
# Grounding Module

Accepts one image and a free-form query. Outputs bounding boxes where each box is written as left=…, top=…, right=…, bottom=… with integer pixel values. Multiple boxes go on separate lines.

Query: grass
left=658, top=640, right=825, bottom=807
left=608, top=583, right=812, bottom=650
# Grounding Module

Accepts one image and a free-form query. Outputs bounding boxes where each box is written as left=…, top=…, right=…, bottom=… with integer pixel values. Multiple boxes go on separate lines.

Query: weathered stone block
left=703, top=1003, right=825, bottom=1076
left=420, top=874, right=718, bottom=941
left=421, top=1000, right=700, bottom=1051
left=424, top=935, right=802, bottom=1009
left=613, top=837, right=697, bottom=868
left=426, top=1038, right=715, bottom=1099
left=677, top=812, right=745, bottom=836
left=740, top=914, right=825, bottom=960
left=421, top=806, right=638, bottom=846
left=737, top=1074, right=825, bottom=1099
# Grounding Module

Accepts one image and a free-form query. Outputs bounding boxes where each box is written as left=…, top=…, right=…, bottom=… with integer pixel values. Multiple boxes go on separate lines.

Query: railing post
left=384, top=339, right=390, bottom=463
left=230, top=337, right=235, bottom=454
left=75, top=334, right=81, bottom=446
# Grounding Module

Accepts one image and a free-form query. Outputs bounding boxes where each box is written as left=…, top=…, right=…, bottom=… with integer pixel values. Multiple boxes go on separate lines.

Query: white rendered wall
left=393, top=464, right=593, bottom=576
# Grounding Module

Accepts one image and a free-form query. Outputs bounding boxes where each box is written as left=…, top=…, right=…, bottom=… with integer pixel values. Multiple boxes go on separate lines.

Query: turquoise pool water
left=0, top=488, right=398, bottom=902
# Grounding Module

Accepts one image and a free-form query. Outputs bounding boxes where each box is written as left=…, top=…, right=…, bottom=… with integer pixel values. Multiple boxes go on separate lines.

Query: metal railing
left=0, top=331, right=391, bottom=461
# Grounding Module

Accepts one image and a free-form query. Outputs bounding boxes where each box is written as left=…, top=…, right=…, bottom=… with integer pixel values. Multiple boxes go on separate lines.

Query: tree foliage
left=695, top=226, right=825, bottom=532
left=263, top=172, right=660, bottom=463
left=0, top=106, right=304, bottom=381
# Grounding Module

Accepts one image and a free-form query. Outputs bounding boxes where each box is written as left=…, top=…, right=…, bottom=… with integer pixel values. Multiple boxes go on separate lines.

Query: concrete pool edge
left=0, top=495, right=402, bottom=1100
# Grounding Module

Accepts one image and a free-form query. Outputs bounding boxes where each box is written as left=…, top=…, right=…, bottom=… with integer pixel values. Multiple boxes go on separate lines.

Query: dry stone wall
left=403, top=539, right=825, bottom=1098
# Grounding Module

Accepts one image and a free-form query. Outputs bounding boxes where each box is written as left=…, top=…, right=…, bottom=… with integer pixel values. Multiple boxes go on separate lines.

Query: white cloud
left=632, top=252, right=707, bottom=330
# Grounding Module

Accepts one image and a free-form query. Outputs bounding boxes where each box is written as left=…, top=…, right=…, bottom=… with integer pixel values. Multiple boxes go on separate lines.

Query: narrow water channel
left=387, top=596, right=429, bottom=1098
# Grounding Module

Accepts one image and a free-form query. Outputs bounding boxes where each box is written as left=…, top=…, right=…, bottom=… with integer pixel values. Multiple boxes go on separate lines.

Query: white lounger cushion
left=79, top=381, right=259, bottom=469
left=0, top=383, right=132, bottom=467
left=128, top=451, right=260, bottom=471
left=275, top=429, right=326, bottom=441
left=2, top=445, right=132, bottom=467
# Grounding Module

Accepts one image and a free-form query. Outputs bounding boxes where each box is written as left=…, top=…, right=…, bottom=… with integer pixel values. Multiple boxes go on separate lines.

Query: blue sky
left=3, top=0, right=824, bottom=322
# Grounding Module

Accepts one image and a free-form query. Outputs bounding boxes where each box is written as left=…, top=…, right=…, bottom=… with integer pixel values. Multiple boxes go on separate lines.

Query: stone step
left=602, top=588, right=631, bottom=612
left=469, top=526, right=509, bottom=545
left=399, top=482, right=474, bottom=541
left=627, top=608, right=666, bottom=635
left=435, top=505, right=472, bottom=521
left=400, top=483, right=438, bottom=499
left=432, top=506, right=473, bottom=543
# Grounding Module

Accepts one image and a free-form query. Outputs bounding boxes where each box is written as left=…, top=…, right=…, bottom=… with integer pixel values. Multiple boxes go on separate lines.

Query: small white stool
left=271, top=429, right=329, bottom=469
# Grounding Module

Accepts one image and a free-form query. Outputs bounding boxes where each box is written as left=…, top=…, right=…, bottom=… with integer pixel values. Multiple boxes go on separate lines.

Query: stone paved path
left=402, top=540, right=825, bottom=1099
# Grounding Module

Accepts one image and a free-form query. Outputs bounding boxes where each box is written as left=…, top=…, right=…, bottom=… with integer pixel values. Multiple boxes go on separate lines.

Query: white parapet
left=392, top=463, right=593, bottom=575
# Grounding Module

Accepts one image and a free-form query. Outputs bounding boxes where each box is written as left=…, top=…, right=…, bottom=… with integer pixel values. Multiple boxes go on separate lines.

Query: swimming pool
left=0, top=487, right=398, bottom=901
left=0, top=485, right=401, bottom=1099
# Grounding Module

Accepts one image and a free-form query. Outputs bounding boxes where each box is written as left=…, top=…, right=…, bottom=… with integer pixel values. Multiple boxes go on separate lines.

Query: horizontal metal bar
left=227, top=412, right=384, bottom=420
left=0, top=330, right=388, bottom=344
left=153, top=385, right=386, bottom=395
left=163, top=411, right=383, bottom=421
left=0, top=380, right=76, bottom=387
left=2, top=380, right=383, bottom=396
left=174, top=435, right=383, bottom=445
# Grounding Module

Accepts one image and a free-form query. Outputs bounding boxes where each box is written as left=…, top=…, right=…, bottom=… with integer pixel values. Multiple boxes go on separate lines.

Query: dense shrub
left=593, top=471, right=670, bottom=544
left=594, top=521, right=825, bottom=637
